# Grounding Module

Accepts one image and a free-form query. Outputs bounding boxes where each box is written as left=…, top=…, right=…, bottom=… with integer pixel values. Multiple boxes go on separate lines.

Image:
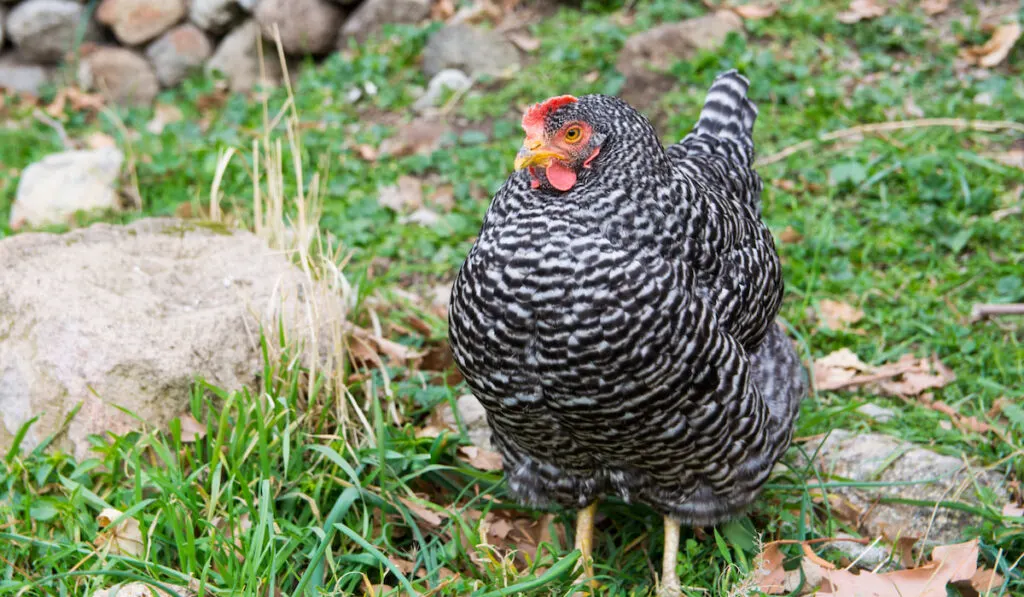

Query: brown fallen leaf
left=379, top=118, right=447, bottom=157
left=814, top=350, right=956, bottom=398
left=355, top=144, right=379, bottom=161
left=349, top=326, right=425, bottom=363
left=920, top=0, right=949, bottom=16
left=85, top=131, right=117, bottom=150
left=429, top=184, right=456, bottom=212
left=817, top=539, right=979, bottom=597
left=818, top=299, right=865, bottom=332
left=431, top=0, right=456, bottom=20
left=837, top=0, right=887, bottom=24
left=1002, top=502, right=1024, bottom=518
left=813, top=348, right=873, bottom=391
left=457, top=445, right=503, bottom=471
left=396, top=496, right=445, bottom=528
left=778, top=226, right=803, bottom=243
left=94, top=508, right=144, bottom=557
left=146, top=103, right=184, bottom=134
left=178, top=414, right=207, bottom=443
left=754, top=542, right=787, bottom=594
left=969, top=567, right=1005, bottom=593
left=732, top=3, right=778, bottom=19
left=377, top=175, right=424, bottom=213
left=962, top=22, right=1022, bottom=68
left=506, top=31, right=541, bottom=52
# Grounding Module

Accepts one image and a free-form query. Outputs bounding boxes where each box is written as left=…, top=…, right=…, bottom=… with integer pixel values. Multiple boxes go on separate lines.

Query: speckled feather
left=448, top=70, right=806, bottom=525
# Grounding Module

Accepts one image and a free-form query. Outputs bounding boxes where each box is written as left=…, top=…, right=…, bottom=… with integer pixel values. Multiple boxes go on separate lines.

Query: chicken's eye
left=563, top=126, right=583, bottom=144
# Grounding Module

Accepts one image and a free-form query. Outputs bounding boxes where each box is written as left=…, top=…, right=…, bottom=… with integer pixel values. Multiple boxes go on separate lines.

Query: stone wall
left=0, top=0, right=431, bottom=104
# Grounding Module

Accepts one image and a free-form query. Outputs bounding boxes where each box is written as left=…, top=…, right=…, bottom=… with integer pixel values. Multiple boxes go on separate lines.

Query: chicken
left=447, top=70, right=806, bottom=595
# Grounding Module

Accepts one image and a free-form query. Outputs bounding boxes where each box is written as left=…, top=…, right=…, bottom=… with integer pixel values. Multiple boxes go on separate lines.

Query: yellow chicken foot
left=572, top=502, right=599, bottom=593
left=658, top=516, right=682, bottom=597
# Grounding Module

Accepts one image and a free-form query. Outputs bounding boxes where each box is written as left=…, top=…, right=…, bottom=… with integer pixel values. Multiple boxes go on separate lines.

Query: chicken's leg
left=573, top=502, right=599, bottom=591
left=658, top=516, right=682, bottom=597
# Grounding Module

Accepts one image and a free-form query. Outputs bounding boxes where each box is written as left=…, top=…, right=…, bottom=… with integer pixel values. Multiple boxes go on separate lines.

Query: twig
left=970, top=303, right=1024, bottom=323
left=31, top=108, right=74, bottom=150
left=756, top=118, right=1024, bottom=166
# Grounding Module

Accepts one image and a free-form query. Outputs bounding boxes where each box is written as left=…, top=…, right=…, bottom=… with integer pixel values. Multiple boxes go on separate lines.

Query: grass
left=1, top=0, right=1023, bottom=594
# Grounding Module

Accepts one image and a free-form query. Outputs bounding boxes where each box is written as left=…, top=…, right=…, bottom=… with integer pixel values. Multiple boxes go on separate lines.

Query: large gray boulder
left=5, top=0, right=85, bottom=64
left=421, top=23, right=521, bottom=79
left=0, top=218, right=329, bottom=459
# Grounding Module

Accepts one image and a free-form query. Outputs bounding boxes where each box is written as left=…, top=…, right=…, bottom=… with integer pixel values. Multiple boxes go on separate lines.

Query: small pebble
left=857, top=403, right=896, bottom=423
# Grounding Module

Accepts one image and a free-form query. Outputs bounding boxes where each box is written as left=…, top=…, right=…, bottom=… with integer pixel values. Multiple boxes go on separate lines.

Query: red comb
left=522, top=95, right=578, bottom=136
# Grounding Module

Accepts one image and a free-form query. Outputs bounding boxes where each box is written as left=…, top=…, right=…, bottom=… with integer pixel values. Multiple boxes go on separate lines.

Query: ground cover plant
left=1, top=0, right=1023, bottom=595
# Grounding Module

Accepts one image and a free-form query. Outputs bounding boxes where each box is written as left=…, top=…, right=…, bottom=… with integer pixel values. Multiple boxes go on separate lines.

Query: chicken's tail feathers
left=682, top=69, right=758, bottom=167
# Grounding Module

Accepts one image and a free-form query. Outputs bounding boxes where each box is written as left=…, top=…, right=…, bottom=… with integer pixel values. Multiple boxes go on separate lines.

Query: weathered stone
left=616, top=10, right=743, bottom=107
left=9, top=147, right=124, bottom=230
left=5, top=0, right=84, bottom=63
left=97, top=0, right=187, bottom=46
left=856, top=403, right=897, bottom=423
left=78, top=47, right=160, bottom=107
left=0, top=218, right=333, bottom=460
left=145, top=23, right=212, bottom=87
left=254, top=0, right=345, bottom=55
left=803, top=431, right=1006, bottom=544
left=421, top=23, right=521, bottom=78
left=339, top=0, right=430, bottom=44
left=438, top=394, right=492, bottom=450
left=205, top=18, right=283, bottom=92
left=189, top=0, right=248, bottom=34
left=413, top=68, right=471, bottom=112
left=0, top=53, right=53, bottom=96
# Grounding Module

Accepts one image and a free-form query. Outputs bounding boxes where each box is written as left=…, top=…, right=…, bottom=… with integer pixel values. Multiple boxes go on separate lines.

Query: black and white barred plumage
left=448, top=70, right=805, bottom=526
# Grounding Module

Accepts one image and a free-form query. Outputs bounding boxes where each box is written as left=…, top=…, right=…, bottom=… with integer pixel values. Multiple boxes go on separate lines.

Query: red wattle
left=545, top=162, right=577, bottom=191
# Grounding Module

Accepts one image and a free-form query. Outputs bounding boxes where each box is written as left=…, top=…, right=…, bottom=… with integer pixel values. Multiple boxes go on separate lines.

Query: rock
left=438, top=394, right=492, bottom=450
left=421, top=23, right=521, bottom=79
left=205, top=18, right=283, bottom=92
left=5, top=0, right=84, bottom=63
left=856, top=403, right=896, bottom=423
left=0, top=218, right=332, bottom=460
left=145, top=24, right=212, bottom=87
left=96, top=0, right=187, bottom=46
left=826, top=533, right=892, bottom=570
left=339, top=0, right=430, bottom=44
left=253, top=0, right=345, bottom=55
left=616, top=10, right=743, bottom=107
left=804, top=431, right=1006, bottom=545
left=78, top=47, right=160, bottom=107
left=189, top=0, right=248, bottom=34
left=9, top=147, right=124, bottom=230
left=0, top=53, right=52, bottom=95
left=413, top=68, right=471, bottom=112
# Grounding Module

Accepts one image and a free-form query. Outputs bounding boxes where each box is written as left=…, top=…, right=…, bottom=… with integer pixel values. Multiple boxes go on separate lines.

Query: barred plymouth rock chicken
left=448, top=70, right=806, bottom=595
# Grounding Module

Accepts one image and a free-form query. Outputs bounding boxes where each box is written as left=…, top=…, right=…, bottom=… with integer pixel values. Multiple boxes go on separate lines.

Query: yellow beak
left=514, top=138, right=565, bottom=170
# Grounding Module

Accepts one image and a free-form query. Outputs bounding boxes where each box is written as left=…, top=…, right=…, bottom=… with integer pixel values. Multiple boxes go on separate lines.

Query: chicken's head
left=513, top=95, right=608, bottom=192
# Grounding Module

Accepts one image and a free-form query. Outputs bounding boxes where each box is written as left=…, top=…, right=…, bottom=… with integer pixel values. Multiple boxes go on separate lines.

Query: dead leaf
left=380, top=118, right=447, bottom=157
left=778, top=226, right=803, bottom=243
left=837, top=0, right=887, bottom=24
left=396, top=496, right=445, bottom=528
left=970, top=567, right=1005, bottom=593
left=94, top=508, right=144, bottom=557
left=349, top=326, right=425, bottom=364
left=457, top=445, right=503, bottom=471
left=146, top=103, right=184, bottom=134
left=963, top=22, right=1022, bottom=68
left=818, top=299, right=865, bottom=332
left=378, top=176, right=424, bottom=213
left=990, top=148, right=1024, bottom=170
left=920, top=0, right=949, bottom=16
left=813, top=348, right=873, bottom=391
left=802, top=542, right=837, bottom=570
left=1003, top=502, right=1024, bottom=517
left=732, top=3, right=778, bottom=19
left=754, top=542, right=787, bottom=594
left=506, top=31, right=541, bottom=52
left=178, top=414, right=207, bottom=443
left=85, top=131, right=117, bottom=149
left=429, top=184, right=456, bottom=211
left=431, top=0, right=456, bottom=20
left=355, top=144, right=379, bottom=161
left=401, top=207, right=442, bottom=227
